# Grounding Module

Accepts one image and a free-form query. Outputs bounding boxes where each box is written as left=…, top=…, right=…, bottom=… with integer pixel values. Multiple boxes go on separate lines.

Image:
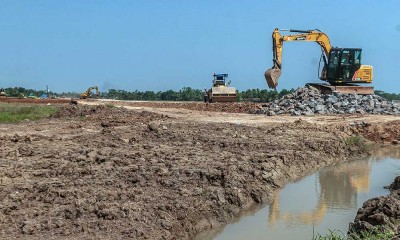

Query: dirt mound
left=349, top=176, right=400, bottom=236
left=98, top=100, right=260, bottom=113
left=0, top=105, right=367, bottom=239
left=53, top=104, right=165, bottom=121
left=351, top=120, right=400, bottom=144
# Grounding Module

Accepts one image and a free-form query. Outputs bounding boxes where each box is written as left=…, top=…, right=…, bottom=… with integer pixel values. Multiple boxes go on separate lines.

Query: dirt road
left=0, top=102, right=399, bottom=239
left=85, top=99, right=400, bottom=126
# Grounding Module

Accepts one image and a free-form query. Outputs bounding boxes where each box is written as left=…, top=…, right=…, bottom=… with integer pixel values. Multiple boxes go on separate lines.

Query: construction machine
left=206, top=74, right=237, bottom=103
left=80, top=86, right=99, bottom=99
left=0, top=88, right=6, bottom=98
left=265, top=28, right=374, bottom=94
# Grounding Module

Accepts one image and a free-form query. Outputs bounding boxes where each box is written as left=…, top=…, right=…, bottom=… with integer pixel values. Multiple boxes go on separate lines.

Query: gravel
left=254, top=86, right=400, bottom=116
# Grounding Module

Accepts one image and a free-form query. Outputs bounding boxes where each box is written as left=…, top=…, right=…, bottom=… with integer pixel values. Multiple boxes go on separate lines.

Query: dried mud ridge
left=0, top=105, right=388, bottom=239
left=349, top=176, right=400, bottom=237
left=351, top=120, right=400, bottom=144
left=95, top=100, right=260, bottom=114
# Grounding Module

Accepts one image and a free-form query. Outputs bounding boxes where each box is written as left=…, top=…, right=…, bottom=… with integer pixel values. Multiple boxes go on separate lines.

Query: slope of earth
left=349, top=176, right=400, bottom=237
left=0, top=105, right=389, bottom=239
left=351, top=120, right=400, bottom=144
left=88, top=99, right=260, bottom=113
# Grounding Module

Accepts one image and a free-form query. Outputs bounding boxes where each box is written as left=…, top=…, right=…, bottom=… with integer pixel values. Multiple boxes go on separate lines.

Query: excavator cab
left=325, top=48, right=370, bottom=84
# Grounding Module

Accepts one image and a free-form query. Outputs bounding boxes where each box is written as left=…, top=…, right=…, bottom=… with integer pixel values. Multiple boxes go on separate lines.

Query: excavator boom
left=265, top=28, right=332, bottom=89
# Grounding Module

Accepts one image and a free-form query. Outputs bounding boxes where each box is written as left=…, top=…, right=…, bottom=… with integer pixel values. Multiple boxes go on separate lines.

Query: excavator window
left=354, top=50, right=361, bottom=64
left=341, top=50, right=350, bottom=65
left=328, top=50, right=339, bottom=68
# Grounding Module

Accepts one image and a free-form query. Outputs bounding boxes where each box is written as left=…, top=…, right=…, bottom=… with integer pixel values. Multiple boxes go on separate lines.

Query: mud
left=349, top=176, right=400, bottom=236
left=351, top=120, right=400, bottom=144
left=0, top=104, right=395, bottom=239
left=89, top=100, right=260, bottom=113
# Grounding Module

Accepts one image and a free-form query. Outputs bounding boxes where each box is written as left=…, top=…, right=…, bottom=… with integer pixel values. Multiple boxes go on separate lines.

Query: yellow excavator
left=265, top=28, right=374, bottom=94
left=80, top=86, right=99, bottom=99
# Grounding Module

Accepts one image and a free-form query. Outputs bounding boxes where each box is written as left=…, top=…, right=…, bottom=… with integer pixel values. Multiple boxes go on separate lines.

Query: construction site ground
left=1, top=100, right=399, bottom=239
left=0, top=98, right=70, bottom=104
left=86, top=99, right=400, bottom=127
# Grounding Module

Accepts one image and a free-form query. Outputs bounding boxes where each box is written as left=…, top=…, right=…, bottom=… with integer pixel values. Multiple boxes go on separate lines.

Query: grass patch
left=0, top=103, right=58, bottom=123
left=314, top=227, right=395, bottom=240
left=105, top=103, right=117, bottom=108
left=345, top=135, right=370, bottom=152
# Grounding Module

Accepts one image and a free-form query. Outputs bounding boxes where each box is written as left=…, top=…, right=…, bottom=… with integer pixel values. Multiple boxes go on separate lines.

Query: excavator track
left=306, top=83, right=374, bottom=95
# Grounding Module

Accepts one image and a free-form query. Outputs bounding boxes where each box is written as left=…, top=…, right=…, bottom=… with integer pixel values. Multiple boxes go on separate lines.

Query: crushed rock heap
left=255, top=86, right=400, bottom=116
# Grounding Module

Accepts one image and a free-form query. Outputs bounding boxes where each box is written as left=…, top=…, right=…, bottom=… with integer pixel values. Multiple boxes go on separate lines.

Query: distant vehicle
left=27, top=93, right=38, bottom=99
left=80, top=86, right=99, bottom=99
left=206, top=74, right=237, bottom=103
left=0, top=88, right=6, bottom=98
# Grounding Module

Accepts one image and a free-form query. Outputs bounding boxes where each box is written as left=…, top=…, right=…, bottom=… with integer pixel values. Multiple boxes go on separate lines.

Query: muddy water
left=204, top=147, right=400, bottom=240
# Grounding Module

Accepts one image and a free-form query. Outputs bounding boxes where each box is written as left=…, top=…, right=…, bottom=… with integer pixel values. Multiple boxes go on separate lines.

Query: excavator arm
left=265, top=28, right=332, bottom=89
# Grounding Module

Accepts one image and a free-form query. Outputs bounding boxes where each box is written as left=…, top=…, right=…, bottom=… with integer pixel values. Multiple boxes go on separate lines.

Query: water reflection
left=370, top=145, right=400, bottom=160
left=269, top=160, right=371, bottom=226
left=211, top=147, right=400, bottom=240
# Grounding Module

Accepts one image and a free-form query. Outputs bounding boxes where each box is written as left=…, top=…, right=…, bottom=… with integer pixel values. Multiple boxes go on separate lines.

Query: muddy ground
left=0, top=103, right=399, bottom=239
left=89, top=99, right=261, bottom=113
left=349, top=176, right=400, bottom=236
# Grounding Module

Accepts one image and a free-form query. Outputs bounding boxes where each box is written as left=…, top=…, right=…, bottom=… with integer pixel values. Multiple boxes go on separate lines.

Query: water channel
left=201, top=147, right=400, bottom=240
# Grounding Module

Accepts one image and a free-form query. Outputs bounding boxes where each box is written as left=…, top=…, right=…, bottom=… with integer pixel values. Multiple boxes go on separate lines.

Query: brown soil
left=0, top=103, right=399, bottom=239
left=0, top=98, right=71, bottom=104
left=351, top=120, right=400, bottom=144
left=349, top=176, right=400, bottom=236
left=87, top=99, right=260, bottom=113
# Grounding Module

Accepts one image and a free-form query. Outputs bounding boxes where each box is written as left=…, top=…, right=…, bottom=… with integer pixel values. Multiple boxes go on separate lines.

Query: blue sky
left=0, top=0, right=399, bottom=93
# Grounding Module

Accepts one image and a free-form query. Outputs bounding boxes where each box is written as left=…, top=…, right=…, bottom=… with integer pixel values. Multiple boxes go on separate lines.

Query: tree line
left=102, top=87, right=297, bottom=102
left=2, top=86, right=400, bottom=102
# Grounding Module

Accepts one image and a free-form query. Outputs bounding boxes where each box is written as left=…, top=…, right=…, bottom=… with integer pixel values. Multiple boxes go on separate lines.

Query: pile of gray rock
left=256, top=86, right=400, bottom=116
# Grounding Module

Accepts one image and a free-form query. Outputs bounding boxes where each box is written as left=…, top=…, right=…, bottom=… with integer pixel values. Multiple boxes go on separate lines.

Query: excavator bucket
left=265, top=67, right=281, bottom=89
